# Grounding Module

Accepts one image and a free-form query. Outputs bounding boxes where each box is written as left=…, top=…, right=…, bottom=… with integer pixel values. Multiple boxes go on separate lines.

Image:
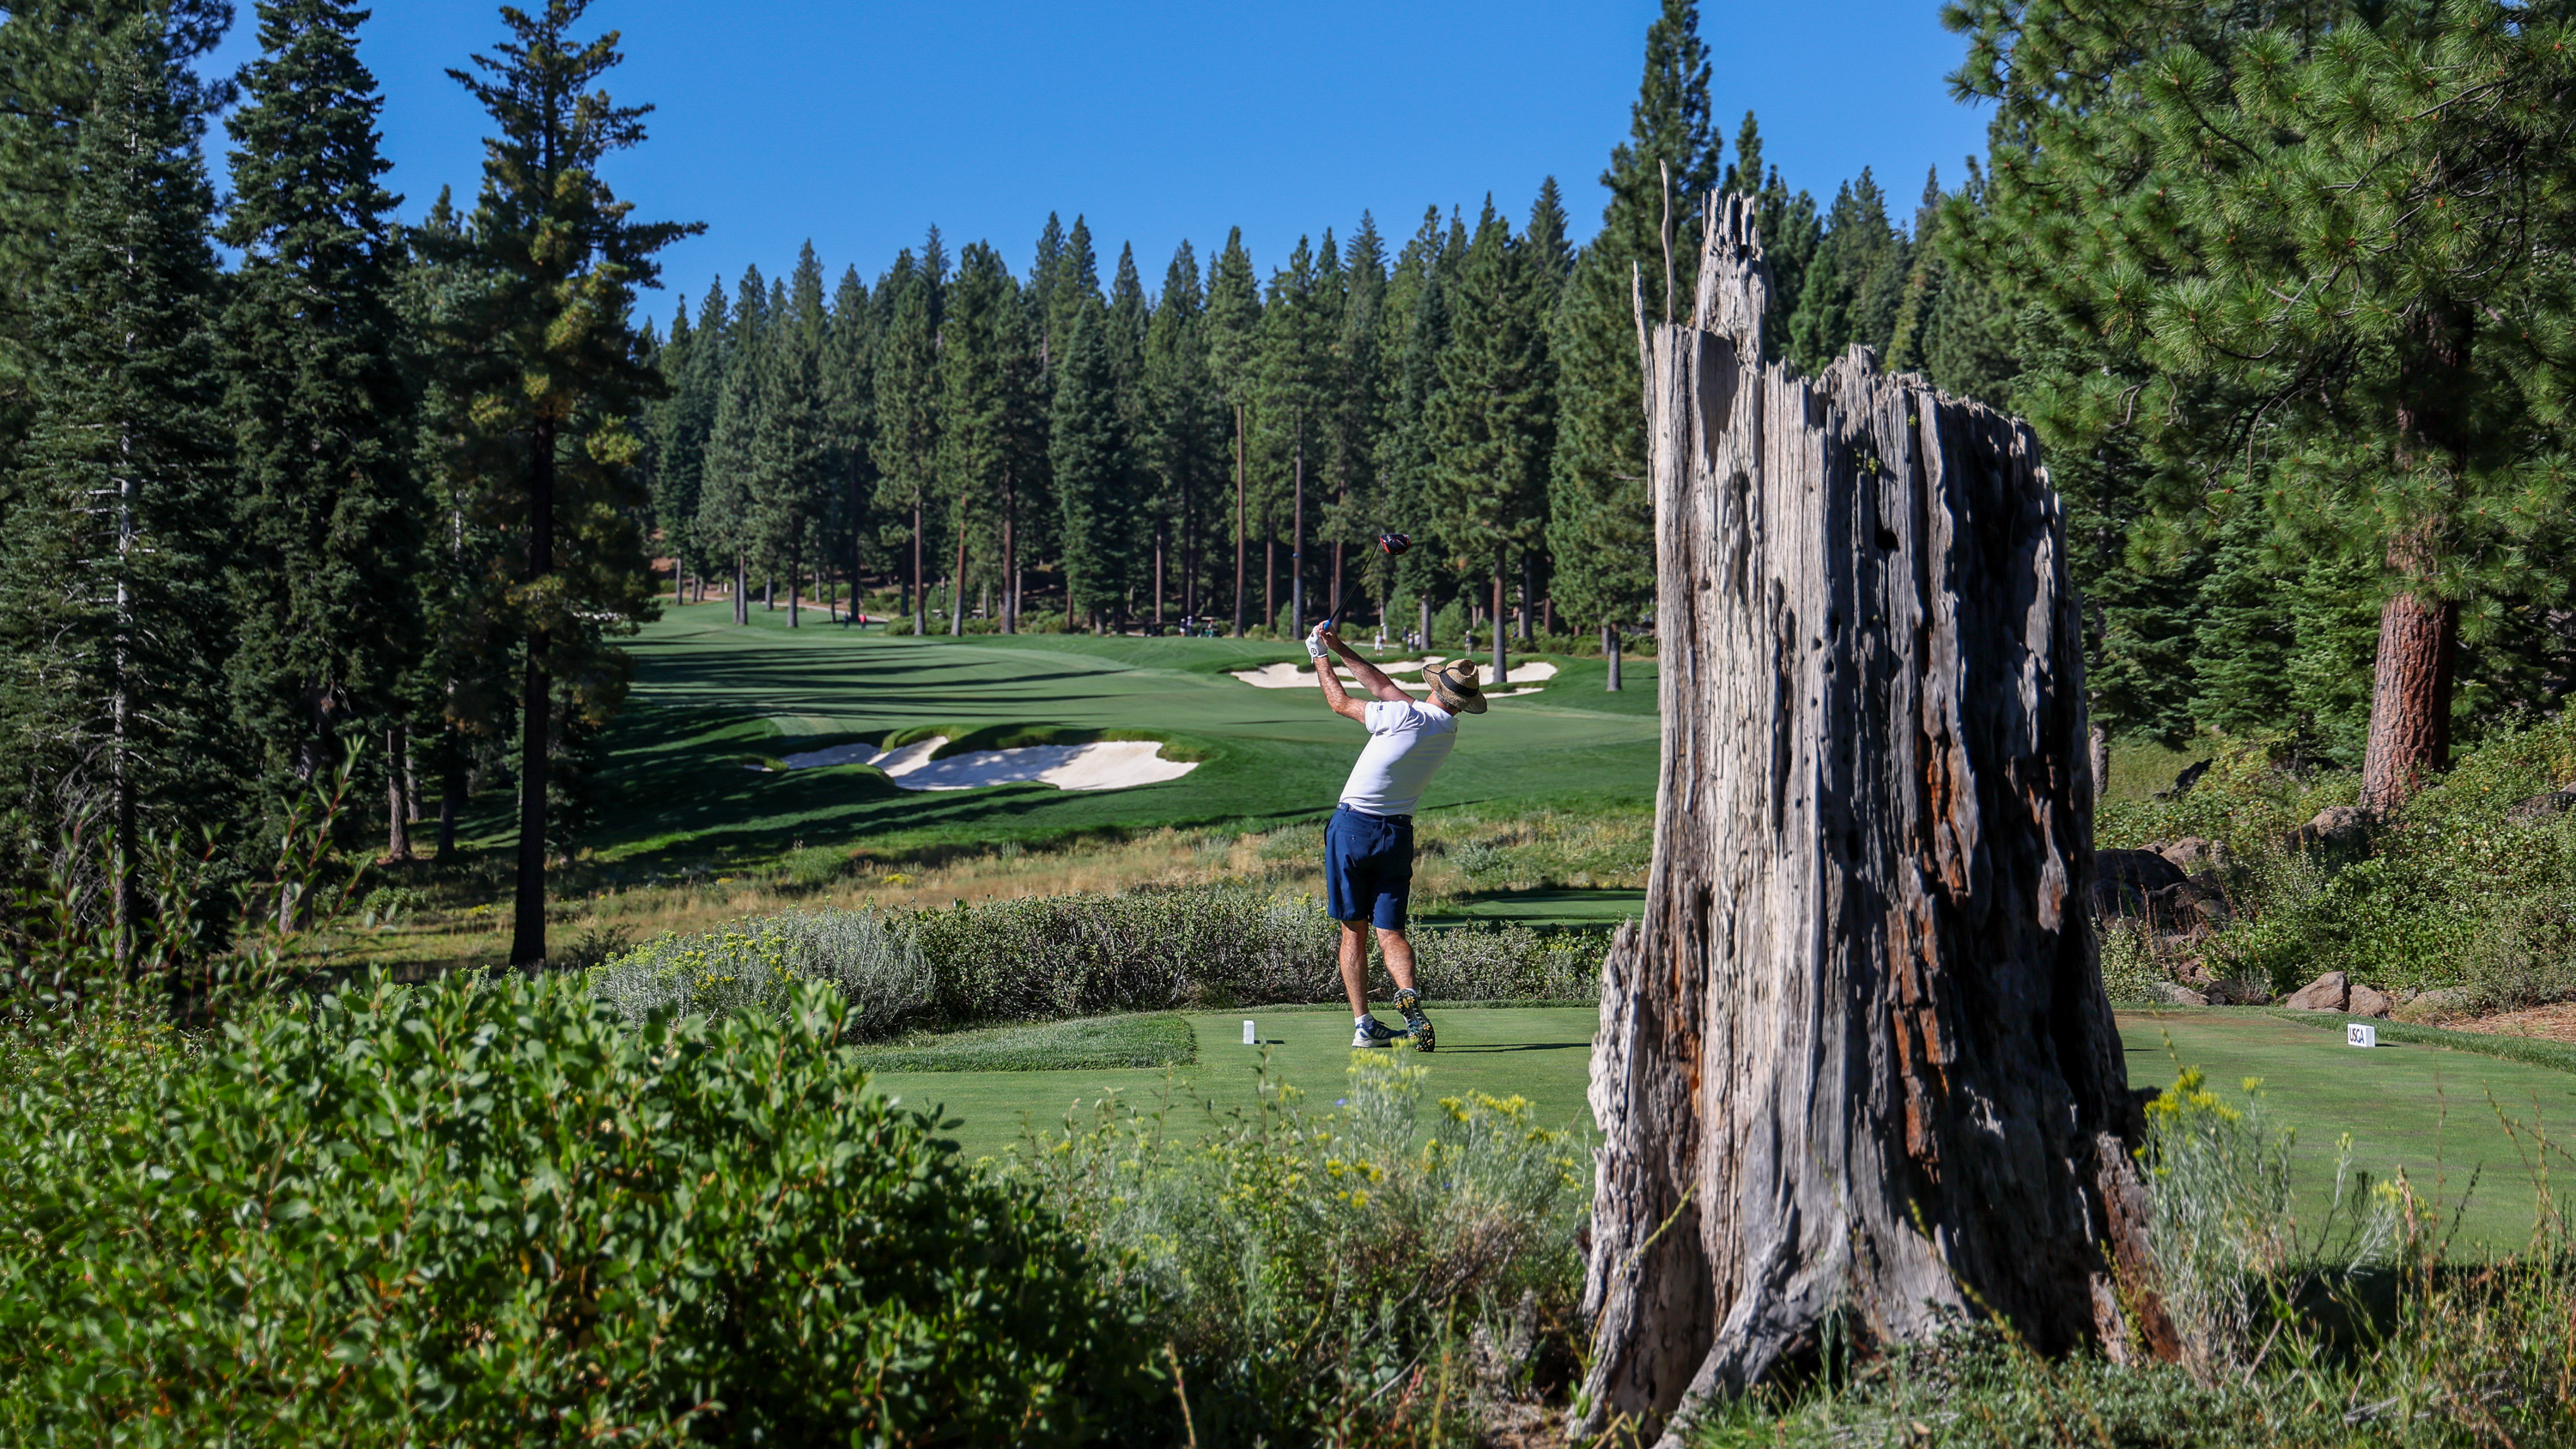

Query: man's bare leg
left=1339, top=920, right=1375, bottom=1017
left=1375, top=926, right=1418, bottom=993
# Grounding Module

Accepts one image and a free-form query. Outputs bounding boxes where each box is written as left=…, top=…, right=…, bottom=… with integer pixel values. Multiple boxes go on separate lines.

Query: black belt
left=1338, top=803, right=1413, bottom=823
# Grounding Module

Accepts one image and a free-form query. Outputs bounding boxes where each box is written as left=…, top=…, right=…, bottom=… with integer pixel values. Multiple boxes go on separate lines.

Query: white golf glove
left=1305, top=627, right=1332, bottom=660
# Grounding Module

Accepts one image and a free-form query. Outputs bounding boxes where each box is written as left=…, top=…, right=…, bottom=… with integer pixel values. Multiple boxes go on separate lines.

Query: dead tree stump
left=1577, top=196, right=2172, bottom=1445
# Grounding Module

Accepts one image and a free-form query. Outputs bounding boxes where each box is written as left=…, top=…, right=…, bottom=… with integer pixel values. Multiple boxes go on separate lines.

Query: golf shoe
left=1393, top=987, right=1435, bottom=1052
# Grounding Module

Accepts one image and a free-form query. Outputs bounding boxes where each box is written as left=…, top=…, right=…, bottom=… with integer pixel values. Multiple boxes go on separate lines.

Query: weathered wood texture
left=1578, top=196, right=2170, bottom=1445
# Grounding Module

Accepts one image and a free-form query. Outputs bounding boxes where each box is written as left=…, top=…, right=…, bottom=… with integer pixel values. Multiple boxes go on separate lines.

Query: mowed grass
left=2121, top=1009, right=2576, bottom=1251
left=869, top=1005, right=1599, bottom=1162
left=475, top=603, right=1662, bottom=866
left=848, top=1012, right=1196, bottom=1073
left=865, top=1005, right=2574, bottom=1251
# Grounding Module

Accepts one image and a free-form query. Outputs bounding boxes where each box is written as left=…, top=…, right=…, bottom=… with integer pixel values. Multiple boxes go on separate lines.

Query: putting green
left=532, top=605, right=1660, bottom=864
left=869, top=1007, right=2573, bottom=1250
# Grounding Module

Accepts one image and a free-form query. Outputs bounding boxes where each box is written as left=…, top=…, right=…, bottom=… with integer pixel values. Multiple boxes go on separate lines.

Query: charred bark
left=1578, top=196, right=2171, bottom=1446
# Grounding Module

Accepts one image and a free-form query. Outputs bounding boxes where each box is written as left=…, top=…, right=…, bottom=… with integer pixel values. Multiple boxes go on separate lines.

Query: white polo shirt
left=1338, top=700, right=1458, bottom=816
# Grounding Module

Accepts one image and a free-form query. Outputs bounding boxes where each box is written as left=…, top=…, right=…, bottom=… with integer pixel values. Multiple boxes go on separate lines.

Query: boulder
left=2346, top=984, right=2396, bottom=1018
left=2505, top=787, right=2576, bottom=824
left=2154, top=759, right=2212, bottom=800
left=2286, top=805, right=2372, bottom=854
left=2159, top=836, right=2227, bottom=873
left=2149, top=979, right=2211, bottom=1007
left=2282, top=970, right=2350, bottom=1011
left=2093, top=848, right=2190, bottom=918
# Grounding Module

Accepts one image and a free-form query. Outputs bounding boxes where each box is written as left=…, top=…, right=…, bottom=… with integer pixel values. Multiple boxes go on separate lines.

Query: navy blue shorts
left=1325, top=804, right=1414, bottom=931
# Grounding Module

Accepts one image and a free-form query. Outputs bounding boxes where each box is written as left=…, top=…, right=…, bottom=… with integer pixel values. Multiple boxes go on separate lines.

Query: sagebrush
left=596, top=883, right=1605, bottom=1036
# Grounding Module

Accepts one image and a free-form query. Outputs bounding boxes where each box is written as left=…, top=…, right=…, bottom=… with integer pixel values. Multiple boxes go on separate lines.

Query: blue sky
left=198, top=1, right=1991, bottom=314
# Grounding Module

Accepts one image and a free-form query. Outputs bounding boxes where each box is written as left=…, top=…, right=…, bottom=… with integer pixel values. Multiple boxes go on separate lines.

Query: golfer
left=1306, top=621, right=1486, bottom=1051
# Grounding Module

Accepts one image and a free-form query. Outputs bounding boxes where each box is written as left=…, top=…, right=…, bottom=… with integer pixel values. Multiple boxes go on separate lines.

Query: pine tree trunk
left=1233, top=403, right=1248, bottom=637
left=951, top=531, right=968, bottom=637
left=2088, top=718, right=2110, bottom=804
left=386, top=727, right=411, bottom=860
left=733, top=552, right=747, bottom=627
left=1419, top=597, right=1431, bottom=654
left=1155, top=524, right=1166, bottom=627
left=1003, top=472, right=1018, bottom=634
left=1605, top=622, right=1623, bottom=692
left=437, top=755, right=463, bottom=858
left=2359, top=576, right=2455, bottom=815
left=912, top=499, right=926, bottom=635
left=1579, top=197, right=2169, bottom=1444
left=1489, top=556, right=1508, bottom=684
left=512, top=415, right=556, bottom=968
left=1291, top=427, right=1306, bottom=634
left=1264, top=538, right=1276, bottom=636
left=788, top=538, right=801, bottom=628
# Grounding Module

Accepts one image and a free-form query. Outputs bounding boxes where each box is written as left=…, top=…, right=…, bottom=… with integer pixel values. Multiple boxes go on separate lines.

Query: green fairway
left=867, top=1005, right=2573, bottom=1250
left=524, top=605, right=1659, bottom=864
left=1417, top=886, right=1647, bottom=929
left=868, top=1005, right=1598, bottom=1161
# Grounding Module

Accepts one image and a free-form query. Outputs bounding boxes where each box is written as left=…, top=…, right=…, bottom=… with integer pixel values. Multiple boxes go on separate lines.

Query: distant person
left=1305, top=621, right=1485, bottom=1051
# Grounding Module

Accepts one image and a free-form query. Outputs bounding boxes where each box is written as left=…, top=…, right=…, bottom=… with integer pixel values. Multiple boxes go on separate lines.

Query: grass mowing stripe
left=850, top=1012, right=1197, bottom=1073
left=2262, top=1009, right=2576, bottom=1074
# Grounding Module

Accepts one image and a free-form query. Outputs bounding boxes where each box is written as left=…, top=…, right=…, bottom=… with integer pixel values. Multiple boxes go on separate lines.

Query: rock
left=2093, top=849, right=2190, bottom=918
left=2206, top=977, right=2275, bottom=1006
left=2154, top=759, right=2212, bottom=800
left=2395, top=986, right=2475, bottom=1023
left=2286, top=805, right=2372, bottom=854
left=2159, top=837, right=2227, bottom=873
left=2282, top=970, right=2350, bottom=1011
left=2346, top=984, right=2395, bottom=1018
left=2504, top=787, right=2576, bottom=824
left=2150, top=979, right=2210, bottom=1007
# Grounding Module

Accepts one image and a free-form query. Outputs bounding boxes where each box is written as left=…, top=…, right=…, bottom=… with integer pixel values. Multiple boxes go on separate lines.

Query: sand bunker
left=772, top=735, right=1196, bottom=792
left=1228, top=658, right=1558, bottom=692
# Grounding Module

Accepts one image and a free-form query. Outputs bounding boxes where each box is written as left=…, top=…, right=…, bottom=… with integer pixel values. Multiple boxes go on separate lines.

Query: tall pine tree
left=1549, top=0, right=1719, bottom=664
left=219, top=0, right=423, bottom=843
left=437, top=0, right=695, bottom=965
left=0, top=16, right=235, bottom=960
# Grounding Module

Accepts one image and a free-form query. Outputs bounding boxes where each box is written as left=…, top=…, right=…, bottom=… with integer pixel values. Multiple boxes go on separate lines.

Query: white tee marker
left=1243, top=1019, right=1257, bottom=1046
left=2348, top=1022, right=2378, bottom=1048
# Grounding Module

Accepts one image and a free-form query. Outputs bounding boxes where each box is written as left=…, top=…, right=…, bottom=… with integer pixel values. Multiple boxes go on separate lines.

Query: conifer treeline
left=643, top=0, right=1988, bottom=671
left=0, top=0, right=689, bottom=969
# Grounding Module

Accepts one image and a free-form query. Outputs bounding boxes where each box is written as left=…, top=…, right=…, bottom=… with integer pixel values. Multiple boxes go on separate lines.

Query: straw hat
left=1423, top=659, right=1488, bottom=714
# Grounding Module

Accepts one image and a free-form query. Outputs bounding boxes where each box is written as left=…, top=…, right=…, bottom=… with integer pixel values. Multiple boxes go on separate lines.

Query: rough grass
left=849, top=1013, right=1196, bottom=1073
left=346, top=806, right=1651, bottom=980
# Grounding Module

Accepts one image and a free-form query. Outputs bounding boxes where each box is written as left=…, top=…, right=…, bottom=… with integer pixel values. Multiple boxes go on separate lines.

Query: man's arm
left=1308, top=628, right=1370, bottom=721
left=1325, top=630, right=1414, bottom=704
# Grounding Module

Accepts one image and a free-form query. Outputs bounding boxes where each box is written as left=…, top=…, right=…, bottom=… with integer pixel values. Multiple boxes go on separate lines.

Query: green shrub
left=592, top=906, right=931, bottom=1039
left=0, top=974, right=1154, bottom=1446
left=2103, top=723, right=2576, bottom=1003
left=1010, top=1052, right=1587, bottom=1444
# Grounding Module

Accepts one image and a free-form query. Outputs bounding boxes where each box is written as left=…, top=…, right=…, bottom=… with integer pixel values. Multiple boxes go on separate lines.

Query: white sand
left=1227, top=658, right=1559, bottom=692
left=773, top=735, right=1196, bottom=791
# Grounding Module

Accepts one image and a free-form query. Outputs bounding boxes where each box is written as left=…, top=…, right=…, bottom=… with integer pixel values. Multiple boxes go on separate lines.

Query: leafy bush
left=1009, top=1053, right=1586, bottom=1444
left=0, top=974, right=1154, bottom=1446
left=592, top=906, right=932, bottom=1040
